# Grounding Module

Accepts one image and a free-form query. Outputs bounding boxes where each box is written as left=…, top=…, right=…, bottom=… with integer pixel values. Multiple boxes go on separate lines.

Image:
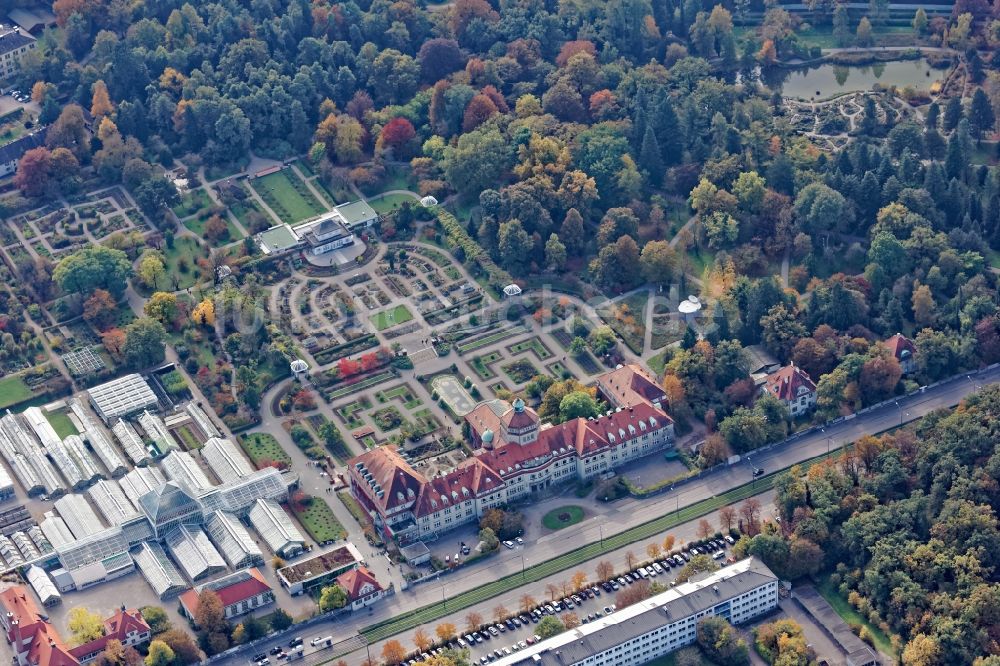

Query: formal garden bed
left=250, top=169, right=326, bottom=224
left=502, top=358, right=540, bottom=384
left=238, top=432, right=292, bottom=469
left=469, top=351, right=502, bottom=379
left=375, top=384, right=422, bottom=409
left=506, top=337, right=553, bottom=361
left=289, top=495, right=347, bottom=544
left=369, top=304, right=414, bottom=331
left=541, top=505, right=585, bottom=530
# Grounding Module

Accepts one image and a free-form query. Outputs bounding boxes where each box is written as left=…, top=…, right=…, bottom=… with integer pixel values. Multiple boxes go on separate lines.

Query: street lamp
left=895, top=401, right=902, bottom=426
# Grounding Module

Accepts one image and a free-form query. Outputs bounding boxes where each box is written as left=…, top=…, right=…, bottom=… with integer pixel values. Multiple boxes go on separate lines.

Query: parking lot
left=438, top=536, right=737, bottom=665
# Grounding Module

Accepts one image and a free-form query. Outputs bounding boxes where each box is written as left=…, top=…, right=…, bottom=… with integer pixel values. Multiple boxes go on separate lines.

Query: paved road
left=210, top=365, right=1000, bottom=666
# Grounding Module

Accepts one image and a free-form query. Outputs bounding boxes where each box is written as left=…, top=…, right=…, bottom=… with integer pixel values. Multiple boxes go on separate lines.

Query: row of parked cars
left=402, top=534, right=739, bottom=665
left=6, top=90, right=30, bottom=103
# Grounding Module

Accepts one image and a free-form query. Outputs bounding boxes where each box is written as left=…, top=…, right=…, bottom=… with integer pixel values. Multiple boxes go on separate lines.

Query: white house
left=761, top=364, right=817, bottom=418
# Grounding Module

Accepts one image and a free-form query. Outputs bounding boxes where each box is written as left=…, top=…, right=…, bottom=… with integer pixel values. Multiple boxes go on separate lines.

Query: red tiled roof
left=597, top=364, right=667, bottom=409
left=763, top=365, right=816, bottom=402
left=465, top=400, right=508, bottom=441
left=69, top=609, right=149, bottom=660
left=335, top=566, right=381, bottom=600
left=0, top=586, right=45, bottom=644
left=884, top=333, right=915, bottom=361
left=348, top=446, right=426, bottom=512
left=500, top=401, right=539, bottom=430
left=178, top=568, right=271, bottom=617
left=26, top=624, right=77, bottom=666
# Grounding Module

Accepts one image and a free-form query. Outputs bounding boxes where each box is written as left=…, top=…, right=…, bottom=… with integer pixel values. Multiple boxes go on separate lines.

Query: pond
left=764, top=58, right=945, bottom=100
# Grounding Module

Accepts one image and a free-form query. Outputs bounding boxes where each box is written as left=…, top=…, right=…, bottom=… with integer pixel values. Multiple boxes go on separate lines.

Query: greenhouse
left=133, top=542, right=187, bottom=599
left=165, top=525, right=226, bottom=581
left=162, top=450, right=214, bottom=495
left=201, top=437, right=254, bottom=484
left=87, top=374, right=158, bottom=423
left=205, top=510, right=263, bottom=569
left=248, top=499, right=305, bottom=559
left=111, top=419, right=150, bottom=465
left=54, top=494, right=105, bottom=540
left=119, top=466, right=165, bottom=509
left=87, top=480, right=139, bottom=526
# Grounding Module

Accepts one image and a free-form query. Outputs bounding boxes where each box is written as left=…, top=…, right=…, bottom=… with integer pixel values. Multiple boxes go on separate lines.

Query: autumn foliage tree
left=462, top=93, right=499, bottom=132
left=380, top=117, right=416, bottom=155
left=83, top=289, right=118, bottom=331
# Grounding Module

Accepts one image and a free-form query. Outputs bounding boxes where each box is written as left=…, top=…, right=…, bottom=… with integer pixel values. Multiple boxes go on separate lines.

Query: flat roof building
left=335, top=200, right=379, bottom=229
left=491, top=558, right=779, bottom=666
left=201, top=438, right=254, bottom=484
left=55, top=526, right=129, bottom=573
left=53, top=494, right=105, bottom=540
left=133, top=542, right=187, bottom=599
left=257, top=224, right=301, bottom=255
left=161, top=451, right=213, bottom=495
left=205, top=511, right=263, bottom=569
left=275, top=543, right=363, bottom=596
left=87, top=375, right=158, bottom=423
left=165, top=525, right=226, bottom=581
left=247, top=499, right=306, bottom=559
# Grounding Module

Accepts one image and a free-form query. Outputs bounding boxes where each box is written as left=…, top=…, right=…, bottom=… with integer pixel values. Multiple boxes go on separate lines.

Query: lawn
left=600, top=291, right=648, bottom=355
left=183, top=212, right=244, bottom=243
left=238, top=432, right=293, bottom=469
left=0, top=375, right=33, bottom=409
left=250, top=170, right=326, bottom=224
left=369, top=192, right=416, bottom=215
left=541, top=505, right=585, bottom=530
left=684, top=247, right=715, bottom=278
left=170, top=188, right=214, bottom=219
left=161, top=236, right=205, bottom=291
left=369, top=304, right=414, bottom=331
left=44, top=411, right=78, bottom=439
left=647, top=350, right=669, bottom=376
left=507, top=337, right=552, bottom=360
left=815, top=574, right=896, bottom=658
left=290, top=496, right=347, bottom=544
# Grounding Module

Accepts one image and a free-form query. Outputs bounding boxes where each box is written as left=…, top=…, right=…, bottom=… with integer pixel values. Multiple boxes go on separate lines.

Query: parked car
left=252, top=655, right=267, bottom=663
left=754, top=467, right=765, bottom=477
left=503, top=540, right=515, bottom=549
left=713, top=550, right=726, bottom=560
left=725, top=535, right=736, bottom=545
left=288, top=638, right=303, bottom=648
left=603, top=606, right=614, bottom=615
left=515, top=537, right=524, bottom=545
left=270, top=647, right=283, bottom=655
left=488, top=626, right=499, bottom=636
left=592, top=586, right=602, bottom=596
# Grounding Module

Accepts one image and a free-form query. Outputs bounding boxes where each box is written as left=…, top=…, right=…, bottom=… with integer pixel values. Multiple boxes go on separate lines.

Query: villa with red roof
left=178, top=568, right=274, bottom=623
left=0, top=586, right=150, bottom=666
left=335, top=566, right=385, bottom=610
left=349, top=365, right=674, bottom=542
left=884, top=333, right=916, bottom=374
left=761, top=364, right=817, bottom=418
left=69, top=609, right=150, bottom=664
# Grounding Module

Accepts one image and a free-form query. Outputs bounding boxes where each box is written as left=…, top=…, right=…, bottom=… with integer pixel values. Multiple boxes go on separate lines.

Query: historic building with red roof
left=178, top=568, right=274, bottom=623
left=69, top=608, right=150, bottom=664
left=335, top=566, right=385, bottom=610
left=761, top=364, right=817, bottom=418
left=883, top=333, right=916, bottom=374
left=349, top=366, right=674, bottom=542
left=0, top=586, right=150, bottom=666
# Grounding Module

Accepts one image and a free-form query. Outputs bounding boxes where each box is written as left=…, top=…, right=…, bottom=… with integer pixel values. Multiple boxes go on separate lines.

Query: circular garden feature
left=542, top=505, right=585, bottom=530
